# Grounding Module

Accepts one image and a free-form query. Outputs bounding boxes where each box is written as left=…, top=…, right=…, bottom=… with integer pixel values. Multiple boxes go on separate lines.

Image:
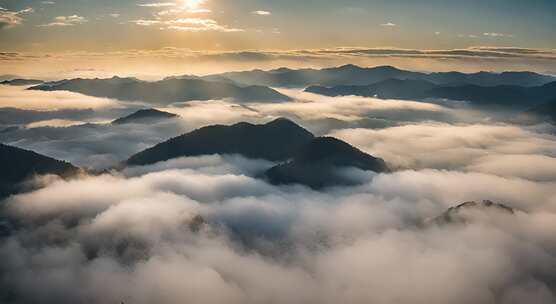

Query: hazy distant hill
left=306, top=79, right=437, bottom=99
left=112, top=108, right=179, bottom=125
left=0, top=79, right=44, bottom=86
left=0, top=143, right=79, bottom=199
left=126, top=118, right=315, bottom=166
left=30, top=76, right=292, bottom=105
left=307, top=79, right=556, bottom=108
left=427, top=81, right=556, bottom=107
left=527, top=98, right=556, bottom=122
left=515, top=98, right=556, bottom=124
left=174, top=65, right=556, bottom=88
left=264, top=137, right=389, bottom=189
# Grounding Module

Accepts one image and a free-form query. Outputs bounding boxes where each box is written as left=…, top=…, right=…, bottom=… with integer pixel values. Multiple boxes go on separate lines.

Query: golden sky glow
left=0, top=0, right=554, bottom=78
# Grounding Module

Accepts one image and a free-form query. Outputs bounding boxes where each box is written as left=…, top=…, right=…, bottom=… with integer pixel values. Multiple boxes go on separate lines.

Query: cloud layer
left=1, top=65, right=556, bottom=303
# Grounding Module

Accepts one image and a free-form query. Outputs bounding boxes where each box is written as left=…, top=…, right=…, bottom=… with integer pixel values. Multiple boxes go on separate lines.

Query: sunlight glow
left=182, top=0, right=206, bottom=9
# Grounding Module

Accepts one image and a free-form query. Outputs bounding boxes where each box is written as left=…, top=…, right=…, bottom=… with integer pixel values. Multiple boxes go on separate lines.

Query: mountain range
left=24, top=65, right=556, bottom=109
left=0, top=79, right=44, bottom=86
left=306, top=79, right=556, bottom=108
left=173, top=64, right=556, bottom=88
left=0, top=143, right=79, bottom=199
left=30, top=77, right=291, bottom=105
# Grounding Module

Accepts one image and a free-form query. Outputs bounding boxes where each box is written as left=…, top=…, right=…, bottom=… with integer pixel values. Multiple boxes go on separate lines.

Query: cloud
left=1, top=152, right=556, bottom=303
left=132, top=18, right=244, bottom=32
left=0, top=7, right=33, bottom=29
left=137, top=2, right=177, bottom=7
left=1, top=78, right=556, bottom=303
left=484, top=32, right=514, bottom=38
left=0, top=85, right=117, bottom=111
left=380, top=22, right=396, bottom=27
left=330, top=123, right=556, bottom=174
left=252, top=11, right=271, bottom=16
left=2, top=46, right=556, bottom=79
left=39, top=15, right=88, bottom=27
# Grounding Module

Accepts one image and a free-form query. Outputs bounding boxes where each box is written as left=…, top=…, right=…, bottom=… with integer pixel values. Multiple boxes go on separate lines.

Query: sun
left=182, top=0, right=206, bottom=9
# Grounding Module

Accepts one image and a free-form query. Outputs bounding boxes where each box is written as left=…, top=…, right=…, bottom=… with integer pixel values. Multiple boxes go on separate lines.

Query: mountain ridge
left=30, top=77, right=292, bottom=105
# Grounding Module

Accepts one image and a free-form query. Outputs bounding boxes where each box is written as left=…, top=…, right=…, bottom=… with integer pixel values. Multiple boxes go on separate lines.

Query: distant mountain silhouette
left=306, top=79, right=556, bottom=108
left=126, top=118, right=315, bottom=166
left=514, top=98, right=556, bottom=124
left=30, top=76, right=291, bottom=105
left=174, top=65, right=556, bottom=88
left=112, top=108, right=179, bottom=125
left=0, top=143, right=79, bottom=199
left=429, top=200, right=515, bottom=225
left=427, top=81, right=556, bottom=107
left=0, top=79, right=44, bottom=86
left=306, top=79, right=437, bottom=99
left=526, top=98, right=556, bottom=122
left=264, top=137, right=388, bottom=189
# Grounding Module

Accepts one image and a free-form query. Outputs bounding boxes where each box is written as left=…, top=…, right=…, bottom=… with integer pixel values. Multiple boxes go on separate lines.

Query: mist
left=1, top=69, right=556, bottom=304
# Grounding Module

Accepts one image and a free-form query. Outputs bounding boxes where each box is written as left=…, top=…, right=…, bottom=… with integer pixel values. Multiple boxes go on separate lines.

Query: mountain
left=425, top=71, right=555, bottom=87
left=112, top=108, right=179, bottom=125
left=527, top=98, right=556, bottom=122
left=174, top=65, right=556, bottom=88
left=0, top=79, right=43, bottom=86
left=264, top=137, right=389, bottom=189
left=305, top=79, right=437, bottom=99
left=426, top=81, right=556, bottom=106
left=126, top=118, right=315, bottom=166
left=29, top=76, right=292, bottom=105
left=430, top=200, right=515, bottom=225
left=0, top=143, right=79, bottom=199
left=514, top=98, right=556, bottom=124
left=306, top=79, right=556, bottom=108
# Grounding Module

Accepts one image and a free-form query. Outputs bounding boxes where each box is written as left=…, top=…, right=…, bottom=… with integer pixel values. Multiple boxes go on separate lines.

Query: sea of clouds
left=1, top=84, right=556, bottom=303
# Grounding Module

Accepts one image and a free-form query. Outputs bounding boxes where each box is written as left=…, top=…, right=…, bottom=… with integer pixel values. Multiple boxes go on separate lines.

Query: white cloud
left=252, top=10, right=271, bottom=16
left=39, top=15, right=88, bottom=27
left=132, top=17, right=244, bottom=32
left=380, top=22, right=396, bottom=27
left=483, top=32, right=514, bottom=38
left=0, top=7, right=34, bottom=29
left=137, top=2, right=177, bottom=7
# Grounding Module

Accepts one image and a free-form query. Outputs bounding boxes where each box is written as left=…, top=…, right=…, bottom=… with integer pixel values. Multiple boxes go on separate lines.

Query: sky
left=0, top=0, right=555, bottom=77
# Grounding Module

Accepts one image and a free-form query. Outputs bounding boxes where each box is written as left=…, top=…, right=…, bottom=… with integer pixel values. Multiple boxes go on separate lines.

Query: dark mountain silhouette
left=525, top=98, right=556, bottom=122
left=126, top=118, right=315, bottom=166
left=306, top=79, right=556, bottom=108
left=264, top=137, right=389, bottom=189
left=426, top=71, right=555, bottom=87
left=30, top=76, right=292, bottom=105
left=426, top=81, right=556, bottom=107
left=112, top=108, right=179, bottom=125
left=305, top=79, right=437, bottom=99
left=0, top=79, right=44, bottom=86
left=0, top=143, right=79, bottom=199
left=430, top=200, right=515, bottom=225
left=174, top=65, right=556, bottom=88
